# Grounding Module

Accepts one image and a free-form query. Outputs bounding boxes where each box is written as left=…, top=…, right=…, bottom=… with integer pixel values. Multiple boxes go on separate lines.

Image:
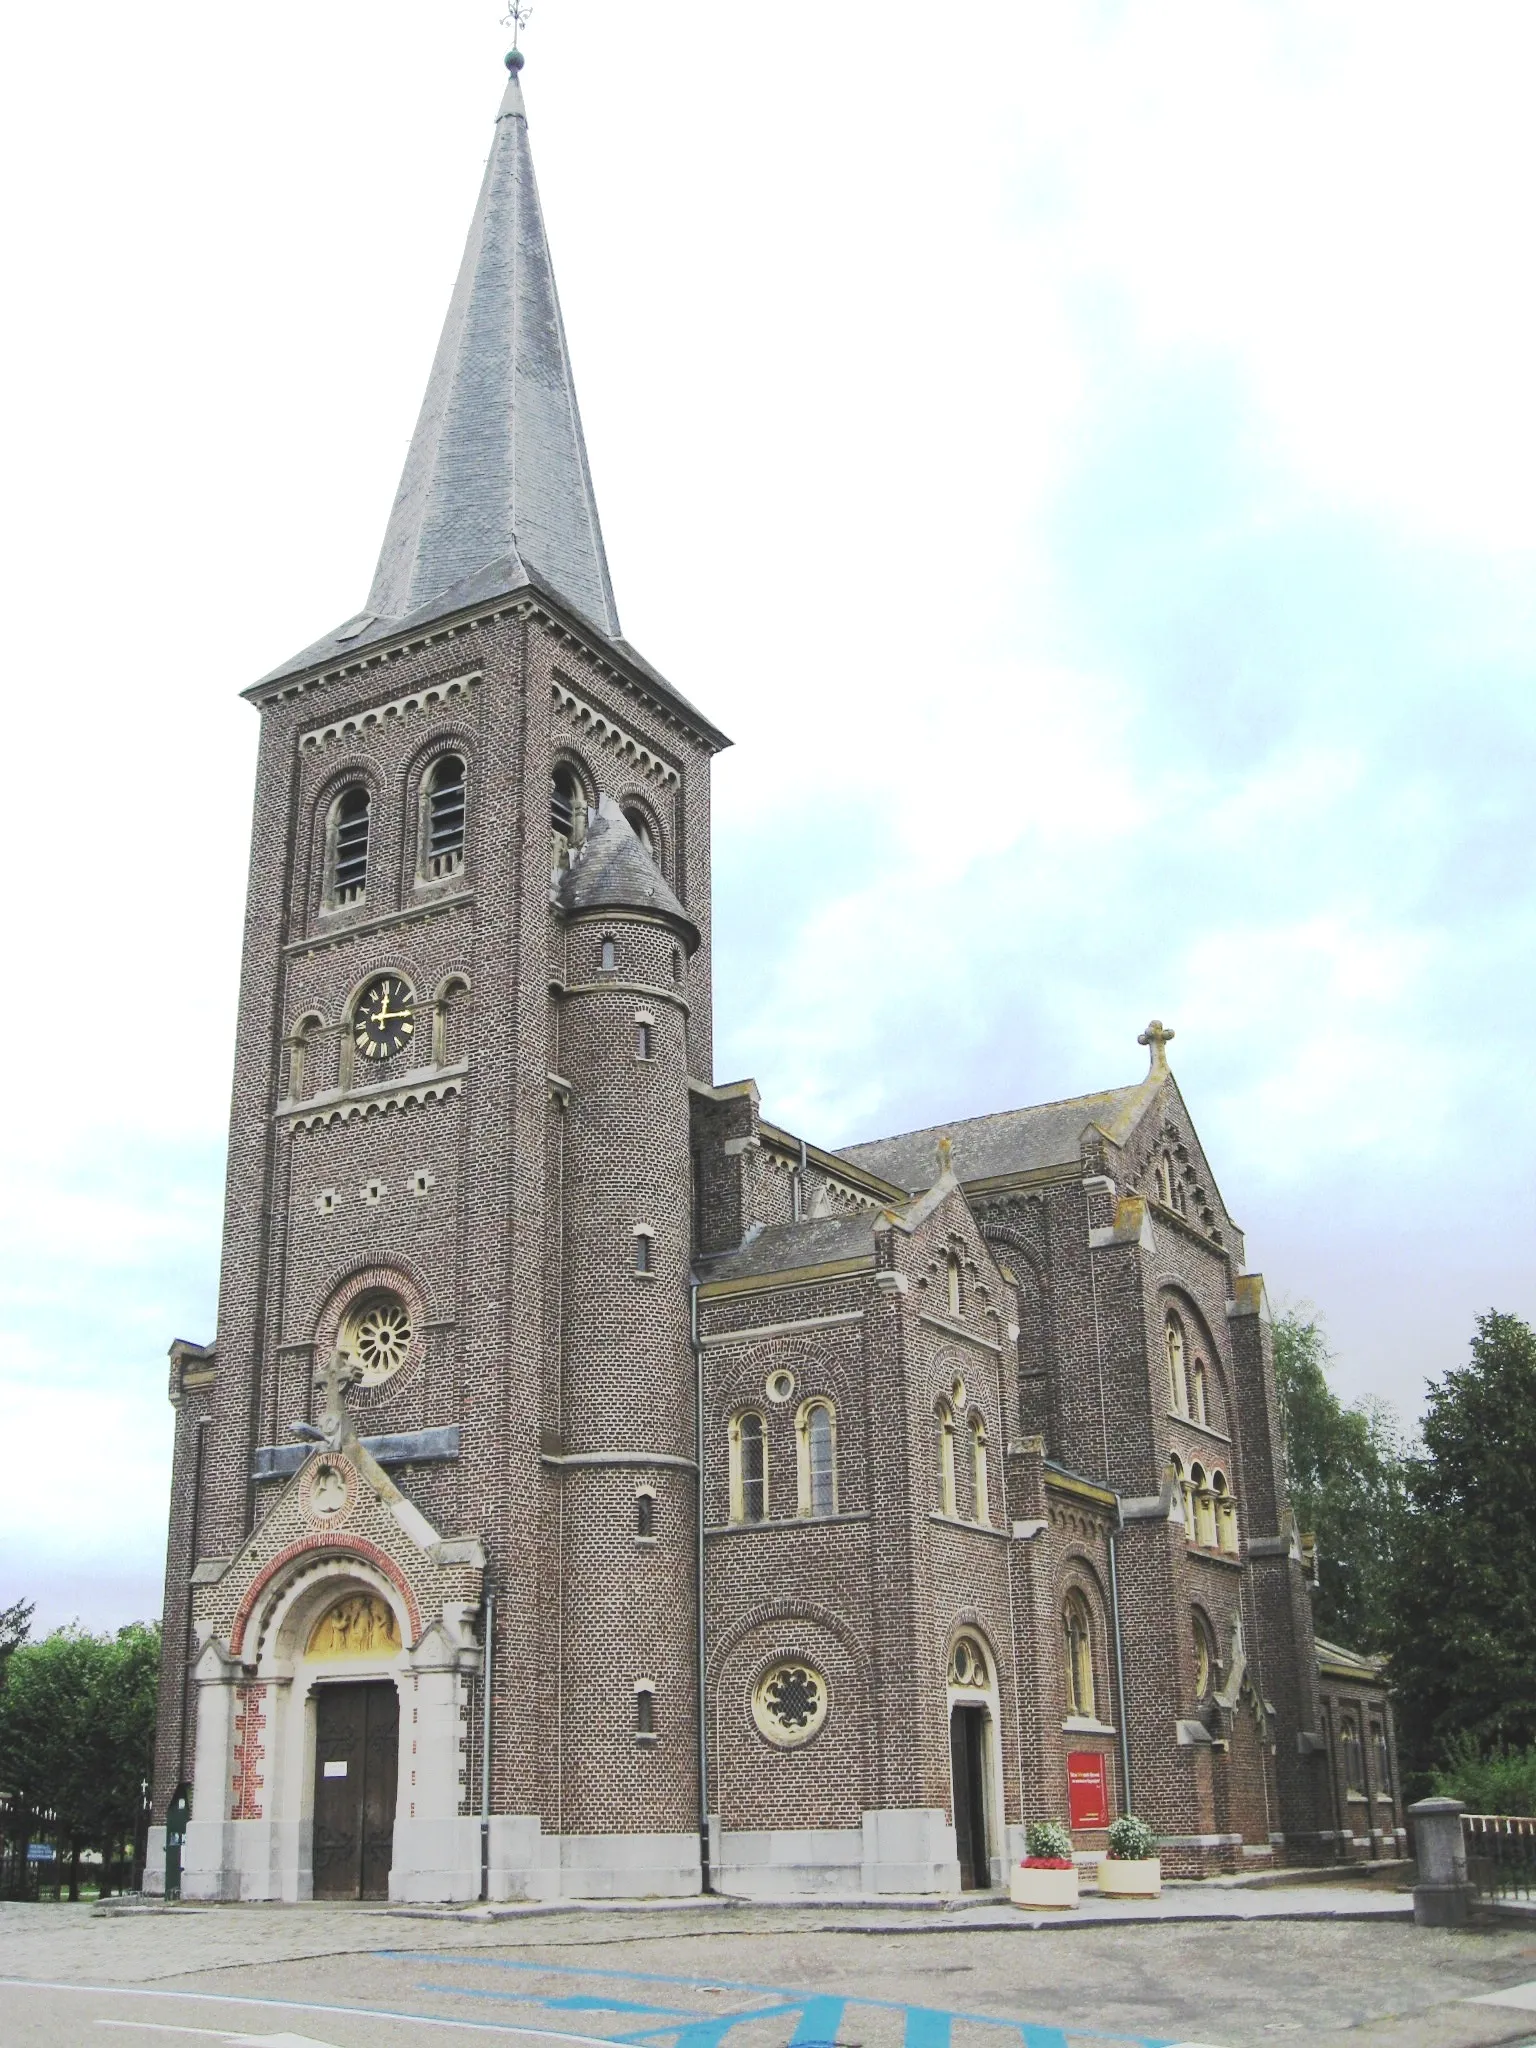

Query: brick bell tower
left=150, top=49, right=729, bottom=1904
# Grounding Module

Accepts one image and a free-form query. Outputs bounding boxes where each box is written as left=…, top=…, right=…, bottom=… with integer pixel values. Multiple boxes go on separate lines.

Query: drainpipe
left=479, top=1589, right=495, bottom=1902
left=691, top=1282, right=713, bottom=1893
left=1107, top=1510, right=1134, bottom=1815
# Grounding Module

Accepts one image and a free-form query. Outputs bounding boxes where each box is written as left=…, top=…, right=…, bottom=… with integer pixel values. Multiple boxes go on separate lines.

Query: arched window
left=1165, top=1314, right=1188, bottom=1415
left=285, top=1012, right=323, bottom=1100
left=934, top=1399, right=957, bottom=1517
left=635, top=1685, right=656, bottom=1738
left=1168, top=1451, right=1193, bottom=1535
left=1063, top=1592, right=1095, bottom=1720
left=622, top=805, right=658, bottom=860
left=797, top=1400, right=837, bottom=1519
left=1212, top=1470, right=1238, bottom=1553
left=730, top=1412, right=767, bottom=1524
left=423, top=754, right=467, bottom=880
left=1191, top=1358, right=1209, bottom=1428
left=1371, top=1719, right=1392, bottom=1795
left=551, top=764, right=585, bottom=867
left=431, top=974, right=471, bottom=1067
left=1189, top=1463, right=1217, bottom=1548
left=328, top=786, right=371, bottom=907
left=970, top=1416, right=990, bottom=1526
left=947, top=1253, right=963, bottom=1318
left=1156, top=1152, right=1174, bottom=1205
left=635, top=1492, right=655, bottom=1540
left=1193, top=1610, right=1216, bottom=1699
left=1341, top=1714, right=1366, bottom=1794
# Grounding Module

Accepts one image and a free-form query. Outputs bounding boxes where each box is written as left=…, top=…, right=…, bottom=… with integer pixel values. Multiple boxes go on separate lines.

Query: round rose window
left=752, top=1660, right=830, bottom=1748
left=339, top=1291, right=413, bottom=1386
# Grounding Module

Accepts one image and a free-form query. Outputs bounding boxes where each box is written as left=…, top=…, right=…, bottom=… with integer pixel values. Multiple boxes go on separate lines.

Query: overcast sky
left=4, top=1, right=1533, bottom=1633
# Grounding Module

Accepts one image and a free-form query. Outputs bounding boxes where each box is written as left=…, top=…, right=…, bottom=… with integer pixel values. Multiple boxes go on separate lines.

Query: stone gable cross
left=314, top=1347, right=363, bottom=1445
left=1138, top=1018, right=1176, bottom=1072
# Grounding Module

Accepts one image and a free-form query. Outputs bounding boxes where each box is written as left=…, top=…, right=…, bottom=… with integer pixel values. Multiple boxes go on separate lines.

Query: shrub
left=1025, top=1819, right=1074, bottom=1863
left=1430, top=1734, right=1536, bottom=1817
left=1106, top=1815, right=1157, bottom=1861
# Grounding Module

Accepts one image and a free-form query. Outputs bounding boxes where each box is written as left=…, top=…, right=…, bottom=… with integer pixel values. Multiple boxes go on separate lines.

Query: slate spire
left=366, top=53, right=621, bottom=636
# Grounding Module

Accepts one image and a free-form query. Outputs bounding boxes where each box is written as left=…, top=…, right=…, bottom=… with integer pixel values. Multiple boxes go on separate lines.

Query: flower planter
left=1097, top=1856, right=1162, bottom=1899
left=1010, top=1861, right=1080, bottom=1910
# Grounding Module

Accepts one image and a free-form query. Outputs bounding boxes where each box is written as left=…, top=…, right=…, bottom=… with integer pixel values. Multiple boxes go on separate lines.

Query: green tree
left=1272, top=1309, right=1407, bottom=1651
left=0, top=1621, right=160, bottom=1899
left=1384, top=1311, right=1536, bottom=1781
left=0, top=1599, right=33, bottom=1682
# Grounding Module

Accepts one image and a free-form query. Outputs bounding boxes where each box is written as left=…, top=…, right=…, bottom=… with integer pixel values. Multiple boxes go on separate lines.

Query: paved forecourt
left=2, top=1899, right=1536, bottom=2048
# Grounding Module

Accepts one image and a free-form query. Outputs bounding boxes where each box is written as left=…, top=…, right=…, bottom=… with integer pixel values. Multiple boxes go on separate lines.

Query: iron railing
left=1464, top=1813, right=1536, bottom=1902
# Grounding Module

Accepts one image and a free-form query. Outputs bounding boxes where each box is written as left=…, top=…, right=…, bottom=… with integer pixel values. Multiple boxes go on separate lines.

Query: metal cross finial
left=502, top=1, right=533, bottom=49
left=1138, top=1018, right=1176, bottom=1072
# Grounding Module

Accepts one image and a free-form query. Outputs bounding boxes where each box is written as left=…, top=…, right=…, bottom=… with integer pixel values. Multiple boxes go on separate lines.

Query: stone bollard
left=1409, top=1797, right=1475, bottom=1927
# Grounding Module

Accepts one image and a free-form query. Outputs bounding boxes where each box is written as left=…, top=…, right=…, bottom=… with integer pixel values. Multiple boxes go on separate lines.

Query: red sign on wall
left=1067, top=1750, right=1111, bottom=1829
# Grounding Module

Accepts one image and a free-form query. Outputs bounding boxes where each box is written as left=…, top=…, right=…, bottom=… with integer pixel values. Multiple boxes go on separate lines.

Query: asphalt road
left=2, top=1899, right=1536, bottom=2048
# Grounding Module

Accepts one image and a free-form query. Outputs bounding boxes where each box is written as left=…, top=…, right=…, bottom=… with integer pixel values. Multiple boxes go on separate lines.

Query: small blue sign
left=26, top=1843, right=57, bottom=1862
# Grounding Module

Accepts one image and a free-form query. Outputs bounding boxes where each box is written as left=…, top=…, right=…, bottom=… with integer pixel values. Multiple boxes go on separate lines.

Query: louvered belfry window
left=426, top=755, right=467, bottom=878
left=332, top=787, right=371, bottom=905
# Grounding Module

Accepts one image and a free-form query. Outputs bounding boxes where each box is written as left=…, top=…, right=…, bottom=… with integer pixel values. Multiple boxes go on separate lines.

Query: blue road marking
left=386, top=1954, right=1181, bottom=2048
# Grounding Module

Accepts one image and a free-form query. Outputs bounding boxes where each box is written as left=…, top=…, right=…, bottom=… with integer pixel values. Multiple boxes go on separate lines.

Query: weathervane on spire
left=502, top=0, right=533, bottom=51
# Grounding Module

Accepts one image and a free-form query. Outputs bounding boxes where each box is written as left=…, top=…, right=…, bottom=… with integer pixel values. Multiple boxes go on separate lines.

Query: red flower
left=1021, top=1856, right=1075, bottom=1870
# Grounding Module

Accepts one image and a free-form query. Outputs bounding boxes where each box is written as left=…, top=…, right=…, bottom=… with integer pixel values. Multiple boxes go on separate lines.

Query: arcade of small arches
left=283, top=972, right=472, bottom=1103
left=727, top=1395, right=840, bottom=1524
left=319, top=748, right=470, bottom=916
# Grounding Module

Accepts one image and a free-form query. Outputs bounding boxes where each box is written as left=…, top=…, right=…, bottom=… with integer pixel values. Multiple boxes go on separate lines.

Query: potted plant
left=1097, top=1814, right=1162, bottom=1898
left=1010, top=1820, right=1079, bottom=1909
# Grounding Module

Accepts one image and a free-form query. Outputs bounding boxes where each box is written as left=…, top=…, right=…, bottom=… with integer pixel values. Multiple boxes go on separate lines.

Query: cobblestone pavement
left=2, top=1898, right=1535, bottom=2048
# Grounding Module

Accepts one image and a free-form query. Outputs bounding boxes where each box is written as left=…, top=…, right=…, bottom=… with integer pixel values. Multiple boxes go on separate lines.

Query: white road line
left=100, top=2026, right=341, bottom=2045
left=0, top=1981, right=619, bottom=2043
left=1471, top=1981, right=1536, bottom=2013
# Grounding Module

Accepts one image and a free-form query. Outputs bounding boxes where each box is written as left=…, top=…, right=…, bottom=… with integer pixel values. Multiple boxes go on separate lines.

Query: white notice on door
left=323, top=1761, right=348, bottom=1778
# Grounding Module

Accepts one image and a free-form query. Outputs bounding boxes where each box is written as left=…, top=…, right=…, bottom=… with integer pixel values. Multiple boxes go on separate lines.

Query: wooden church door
left=313, top=1681, right=399, bottom=1900
left=950, top=1703, right=992, bottom=1890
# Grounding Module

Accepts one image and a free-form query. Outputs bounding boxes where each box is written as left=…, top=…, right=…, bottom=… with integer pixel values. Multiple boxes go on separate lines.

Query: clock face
left=354, top=973, right=415, bottom=1061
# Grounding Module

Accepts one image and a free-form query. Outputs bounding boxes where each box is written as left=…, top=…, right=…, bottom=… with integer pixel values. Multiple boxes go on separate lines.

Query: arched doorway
left=305, top=1590, right=403, bottom=1900
left=947, top=1633, right=1001, bottom=1891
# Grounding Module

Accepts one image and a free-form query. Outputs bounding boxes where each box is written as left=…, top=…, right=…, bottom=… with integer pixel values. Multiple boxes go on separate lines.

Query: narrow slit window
left=636, top=1688, right=655, bottom=1737
left=635, top=1020, right=654, bottom=1060
left=738, top=1412, right=766, bottom=1523
left=331, top=787, right=370, bottom=905
left=805, top=1402, right=836, bottom=1518
left=636, top=1494, right=655, bottom=1539
left=425, top=755, right=467, bottom=879
left=601, top=937, right=617, bottom=971
left=632, top=1230, right=654, bottom=1275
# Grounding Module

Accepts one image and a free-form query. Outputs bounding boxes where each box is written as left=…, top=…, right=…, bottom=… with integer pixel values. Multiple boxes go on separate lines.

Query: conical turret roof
left=557, top=797, right=700, bottom=952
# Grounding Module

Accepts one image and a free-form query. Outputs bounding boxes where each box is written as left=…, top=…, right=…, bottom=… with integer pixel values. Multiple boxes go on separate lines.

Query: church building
left=149, top=51, right=1402, bottom=1902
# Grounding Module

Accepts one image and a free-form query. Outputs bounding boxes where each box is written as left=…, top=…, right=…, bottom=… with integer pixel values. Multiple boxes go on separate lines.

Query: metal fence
left=1463, top=1813, right=1536, bottom=1902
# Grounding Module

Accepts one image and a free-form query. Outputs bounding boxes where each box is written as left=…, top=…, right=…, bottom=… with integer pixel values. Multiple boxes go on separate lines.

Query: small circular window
left=752, top=1660, right=829, bottom=1748
left=949, top=1635, right=989, bottom=1688
left=339, top=1291, right=413, bottom=1386
left=765, top=1369, right=796, bottom=1405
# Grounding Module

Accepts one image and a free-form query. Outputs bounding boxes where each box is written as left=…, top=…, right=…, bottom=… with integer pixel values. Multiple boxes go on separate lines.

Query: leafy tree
left=1272, top=1309, right=1407, bottom=1650
left=1430, top=1733, right=1536, bottom=1818
left=0, top=1622, right=160, bottom=1898
left=1384, top=1311, right=1536, bottom=1781
left=0, top=1599, right=33, bottom=1682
